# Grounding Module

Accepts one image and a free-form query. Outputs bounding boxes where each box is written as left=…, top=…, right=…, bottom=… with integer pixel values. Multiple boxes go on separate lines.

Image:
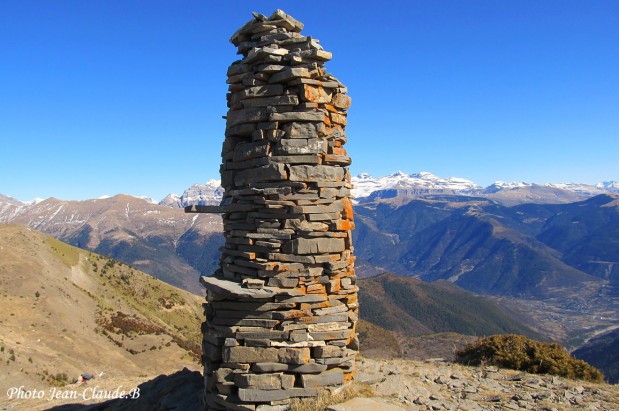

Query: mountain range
left=4, top=171, right=618, bottom=209
left=151, top=171, right=618, bottom=208
left=354, top=193, right=619, bottom=295
left=2, top=171, right=618, bottom=351
left=3, top=172, right=618, bottom=299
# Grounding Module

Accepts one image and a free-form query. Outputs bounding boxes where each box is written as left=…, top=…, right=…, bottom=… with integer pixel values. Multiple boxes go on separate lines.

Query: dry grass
left=289, top=382, right=375, bottom=411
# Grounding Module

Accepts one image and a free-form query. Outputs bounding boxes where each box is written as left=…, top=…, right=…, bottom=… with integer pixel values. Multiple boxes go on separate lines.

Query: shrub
left=456, top=334, right=604, bottom=383
left=99, top=311, right=165, bottom=336
left=47, top=372, right=75, bottom=387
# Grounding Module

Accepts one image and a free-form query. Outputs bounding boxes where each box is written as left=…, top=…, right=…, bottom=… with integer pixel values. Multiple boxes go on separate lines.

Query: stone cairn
left=186, top=9, right=357, bottom=411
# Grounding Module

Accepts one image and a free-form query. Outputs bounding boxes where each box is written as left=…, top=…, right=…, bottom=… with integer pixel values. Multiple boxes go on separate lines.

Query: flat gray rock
left=200, top=276, right=302, bottom=298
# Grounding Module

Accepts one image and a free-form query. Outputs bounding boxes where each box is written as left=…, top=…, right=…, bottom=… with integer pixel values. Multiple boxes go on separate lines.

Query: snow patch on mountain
left=136, top=196, right=157, bottom=204
left=597, top=181, right=619, bottom=193
left=160, top=193, right=182, bottom=208
left=351, top=173, right=619, bottom=202
left=352, top=171, right=480, bottom=199
left=545, top=183, right=607, bottom=196
left=160, top=179, right=223, bottom=208
left=25, top=197, right=45, bottom=206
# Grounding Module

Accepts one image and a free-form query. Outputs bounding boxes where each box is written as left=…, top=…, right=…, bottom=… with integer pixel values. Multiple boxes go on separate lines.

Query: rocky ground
left=358, top=357, right=619, bottom=411
left=3, top=357, right=618, bottom=410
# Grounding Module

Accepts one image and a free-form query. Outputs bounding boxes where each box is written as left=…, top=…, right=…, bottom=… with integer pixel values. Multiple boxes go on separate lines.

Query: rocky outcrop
left=357, top=357, right=619, bottom=410
left=43, top=359, right=619, bottom=411
left=186, top=9, right=356, bottom=411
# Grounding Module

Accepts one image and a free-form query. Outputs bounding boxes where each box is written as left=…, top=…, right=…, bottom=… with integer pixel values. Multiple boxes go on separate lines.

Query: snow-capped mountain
left=545, top=183, right=608, bottom=197
left=351, top=171, right=480, bottom=199
left=597, top=181, right=619, bottom=193
left=4, top=174, right=615, bottom=212
left=159, top=179, right=224, bottom=208
left=349, top=173, right=619, bottom=205
left=484, top=181, right=533, bottom=193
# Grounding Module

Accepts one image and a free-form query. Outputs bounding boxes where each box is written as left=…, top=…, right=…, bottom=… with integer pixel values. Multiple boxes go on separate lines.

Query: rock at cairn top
left=230, top=10, right=304, bottom=46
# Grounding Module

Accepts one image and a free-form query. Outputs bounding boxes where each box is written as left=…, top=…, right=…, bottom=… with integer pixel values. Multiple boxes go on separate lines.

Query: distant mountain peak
left=25, top=197, right=45, bottom=205
left=597, top=181, right=619, bottom=191
left=159, top=180, right=224, bottom=208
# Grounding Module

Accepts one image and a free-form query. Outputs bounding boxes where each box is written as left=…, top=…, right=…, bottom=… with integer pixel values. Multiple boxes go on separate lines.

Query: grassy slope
left=0, top=223, right=204, bottom=395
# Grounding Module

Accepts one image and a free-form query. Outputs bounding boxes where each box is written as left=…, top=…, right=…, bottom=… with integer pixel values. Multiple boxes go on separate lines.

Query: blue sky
left=1, top=1, right=618, bottom=201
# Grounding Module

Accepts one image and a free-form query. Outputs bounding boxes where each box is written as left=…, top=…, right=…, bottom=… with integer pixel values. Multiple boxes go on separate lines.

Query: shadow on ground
left=46, top=368, right=203, bottom=411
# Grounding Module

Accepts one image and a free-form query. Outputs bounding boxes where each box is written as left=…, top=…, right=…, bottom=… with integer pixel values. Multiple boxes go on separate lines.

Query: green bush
left=456, top=334, right=604, bottom=383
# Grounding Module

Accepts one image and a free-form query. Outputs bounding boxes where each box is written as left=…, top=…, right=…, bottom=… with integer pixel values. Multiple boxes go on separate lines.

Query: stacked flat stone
left=186, top=9, right=357, bottom=411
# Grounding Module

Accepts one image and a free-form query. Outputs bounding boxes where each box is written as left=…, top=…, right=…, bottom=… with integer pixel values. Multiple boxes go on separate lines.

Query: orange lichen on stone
left=331, top=93, right=352, bottom=109
left=302, top=84, right=332, bottom=103
left=341, top=198, right=354, bottom=220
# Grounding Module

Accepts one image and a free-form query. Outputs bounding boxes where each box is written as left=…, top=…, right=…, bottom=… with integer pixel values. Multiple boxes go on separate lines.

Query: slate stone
left=201, top=276, right=302, bottom=299
left=282, top=238, right=345, bottom=255
left=300, top=84, right=332, bottom=103
left=288, top=165, right=345, bottom=182
left=281, top=122, right=318, bottom=138
left=227, top=108, right=269, bottom=127
left=240, top=85, right=285, bottom=99
left=312, top=345, right=345, bottom=358
left=243, top=47, right=289, bottom=64
left=331, top=93, right=351, bottom=109
left=242, top=95, right=299, bottom=108
left=269, top=67, right=312, bottom=83
left=278, top=347, right=310, bottom=364
left=300, top=368, right=343, bottom=388
left=234, top=163, right=287, bottom=185
left=275, top=138, right=327, bottom=155
left=238, top=387, right=321, bottom=402
left=288, top=363, right=328, bottom=374
left=233, top=141, right=270, bottom=162
left=269, top=111, right=325, bottom=122
left=224, top=346, right=280, bottom=363
left=235, top=373, right=283, bottom=390
left=270, top=154, right=321, bottom=164
left=268, top=9, right=304, bottom=32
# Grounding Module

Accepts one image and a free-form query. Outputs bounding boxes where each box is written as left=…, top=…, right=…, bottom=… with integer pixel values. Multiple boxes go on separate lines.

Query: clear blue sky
left=1, top=1, right=617, bottom=201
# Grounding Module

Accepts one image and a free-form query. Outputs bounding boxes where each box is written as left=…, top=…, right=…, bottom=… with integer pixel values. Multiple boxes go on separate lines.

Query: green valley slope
left=359, top=273, right=539, bottom=338
left=357, top=273, right=541, bottom=360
